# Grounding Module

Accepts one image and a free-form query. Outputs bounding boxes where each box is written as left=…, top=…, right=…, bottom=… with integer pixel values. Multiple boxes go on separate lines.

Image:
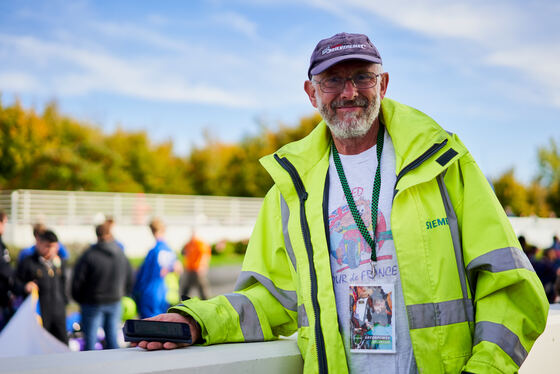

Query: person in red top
left=180, top=229, right=211, bottom=300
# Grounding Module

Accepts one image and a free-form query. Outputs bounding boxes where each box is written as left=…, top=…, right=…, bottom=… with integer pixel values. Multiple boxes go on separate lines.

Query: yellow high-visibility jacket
left=171, top=98, right=548, bottom=373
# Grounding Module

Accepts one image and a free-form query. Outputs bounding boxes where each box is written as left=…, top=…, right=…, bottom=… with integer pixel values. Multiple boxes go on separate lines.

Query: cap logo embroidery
left=321, top=43, right=367, bottom=55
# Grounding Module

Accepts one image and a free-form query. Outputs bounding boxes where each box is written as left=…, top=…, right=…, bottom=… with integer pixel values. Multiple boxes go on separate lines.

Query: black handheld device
left=123, top=319, right=192, bottom=344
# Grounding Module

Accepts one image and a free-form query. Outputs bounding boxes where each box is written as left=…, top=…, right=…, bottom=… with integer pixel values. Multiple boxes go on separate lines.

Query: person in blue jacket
left=133, top=218, right=180, bottom=319
left=18, top=223, right=69, bottom=262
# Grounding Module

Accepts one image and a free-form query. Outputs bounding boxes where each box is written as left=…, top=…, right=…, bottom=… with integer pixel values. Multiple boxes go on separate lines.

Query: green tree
left=493, top=169, right=530, bottom=216
left=186, top=112, right=322, bottom=197
left=0, top=99, right=48, bottom=188
left=0, top=100, right=192, bottom=194
left=1, top=98, right=327, bottom=197
left=526, top=181, right=551, bottom=217
left=538, top=138, right=560, bottom=216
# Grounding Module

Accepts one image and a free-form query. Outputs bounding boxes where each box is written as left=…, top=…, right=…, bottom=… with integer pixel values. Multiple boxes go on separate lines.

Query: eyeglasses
left=313, top=72, right=381, bottom=93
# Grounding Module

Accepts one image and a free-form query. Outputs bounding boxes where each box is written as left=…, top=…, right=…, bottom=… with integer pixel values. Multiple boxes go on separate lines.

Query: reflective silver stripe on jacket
left=474, top=321, right=527, bottom=367
left=407, top=298, right=474, bottom=329
left=224, top=293, right=264, bottom=342
left=280, top=194, right=297, bottom=271
left=466, top=247, right=535, bottom=293
left=436, top=171, right=530, bottom=366
left=298, top=303, right=309, bottom=327
left=234, top=271, right=297, bottom=312
left=437, top=172, right=470, bottom=300
left=436, top=172, right=474, bottom=328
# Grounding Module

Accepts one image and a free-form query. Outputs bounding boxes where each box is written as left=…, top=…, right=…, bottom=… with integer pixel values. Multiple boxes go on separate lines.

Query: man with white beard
left=133, top=32, right=548, bottom=374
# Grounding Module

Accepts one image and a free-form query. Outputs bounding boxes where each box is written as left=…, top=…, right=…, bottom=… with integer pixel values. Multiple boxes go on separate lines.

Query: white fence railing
left=0, top=190, right=264, bottom=256
left=0, top=189, right=263, bottom=227
left=1, top=189, right=559, bottom=255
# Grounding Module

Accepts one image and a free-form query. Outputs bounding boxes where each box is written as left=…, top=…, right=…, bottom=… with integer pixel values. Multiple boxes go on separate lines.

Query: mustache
left=330, top=96, right=370, bottom=110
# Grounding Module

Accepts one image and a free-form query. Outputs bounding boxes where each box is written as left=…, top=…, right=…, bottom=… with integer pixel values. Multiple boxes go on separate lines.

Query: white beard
left=316, top=89, right=381, bottom=140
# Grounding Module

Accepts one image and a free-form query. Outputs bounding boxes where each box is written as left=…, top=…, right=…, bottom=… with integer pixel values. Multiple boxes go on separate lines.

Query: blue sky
left=1, top=0, right=559, bottom=184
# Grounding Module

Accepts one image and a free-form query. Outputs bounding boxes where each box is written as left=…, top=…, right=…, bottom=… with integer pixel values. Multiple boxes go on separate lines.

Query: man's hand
left=129, top=313, right=202, bottom=351
left=24, top=281, right=38, bottom=293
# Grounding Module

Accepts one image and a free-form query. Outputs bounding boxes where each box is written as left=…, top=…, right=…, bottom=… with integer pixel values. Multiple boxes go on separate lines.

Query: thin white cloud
left=485, top=44, right=560, bottom=107
left=305, top=0, right=560, bottom=108
left=348, top=0, right=519, bottom=45
left=305, top=0, right=368, bottom=30
left=88, top=19, right=250, bottom=70
left=90, top=21, right=192, bottom=52
left=0, top=33, right=256, bottom=108
left=212, top=11, right=259, bottom=39
left=0, top=71, right=40, bottom=92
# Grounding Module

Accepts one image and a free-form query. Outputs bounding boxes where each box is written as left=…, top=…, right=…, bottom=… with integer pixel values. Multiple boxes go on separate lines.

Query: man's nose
left=340, top=78, right=358, bottom=100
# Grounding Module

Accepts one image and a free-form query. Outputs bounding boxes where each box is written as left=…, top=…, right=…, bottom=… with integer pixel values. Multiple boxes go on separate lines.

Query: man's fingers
left=162, top=342, right=189, bottom=350
left=133, top=340, right=189, bottom=350
left=127, top=314, right=196, bottom=351
left=146, top=341, right=165, bottom=350
left=137, top=341, right=148, bottom=349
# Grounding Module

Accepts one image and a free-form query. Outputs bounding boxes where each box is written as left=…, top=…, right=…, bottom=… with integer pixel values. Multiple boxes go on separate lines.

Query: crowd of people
left=0, top=210, right=211, bottom=350
left=521, top=235, right=560, bottom=303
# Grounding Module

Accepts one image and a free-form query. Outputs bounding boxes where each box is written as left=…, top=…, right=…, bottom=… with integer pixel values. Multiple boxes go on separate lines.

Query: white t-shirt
left=328, top=130, right=417, bottom=373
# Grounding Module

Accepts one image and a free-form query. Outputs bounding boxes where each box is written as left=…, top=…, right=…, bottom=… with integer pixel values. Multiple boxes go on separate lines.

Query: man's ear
left=304, top=80, right=318, bottom=108
left=379, top=72, right=389, bottom=101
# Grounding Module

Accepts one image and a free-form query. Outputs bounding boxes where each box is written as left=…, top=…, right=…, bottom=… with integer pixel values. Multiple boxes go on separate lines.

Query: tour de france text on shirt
left=333, top=265, right=398, bottom=285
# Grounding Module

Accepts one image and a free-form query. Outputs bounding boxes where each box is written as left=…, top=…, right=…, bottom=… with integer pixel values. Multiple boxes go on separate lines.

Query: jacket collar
left=260, top=98, right=466, bottom=193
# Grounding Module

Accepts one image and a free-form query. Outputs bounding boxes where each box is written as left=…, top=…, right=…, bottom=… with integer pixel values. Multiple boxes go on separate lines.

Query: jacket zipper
left=393, top=139, right=448, bottom=196
left=274, top=154, right=328, bottom=374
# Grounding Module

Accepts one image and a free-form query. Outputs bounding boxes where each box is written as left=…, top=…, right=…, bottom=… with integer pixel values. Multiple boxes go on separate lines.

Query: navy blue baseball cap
left=308, top=32, right=382, bottom=79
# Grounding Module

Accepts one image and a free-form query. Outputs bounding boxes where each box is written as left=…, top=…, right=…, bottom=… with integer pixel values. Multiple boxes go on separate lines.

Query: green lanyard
left=331, top=124, right=384, bottom=262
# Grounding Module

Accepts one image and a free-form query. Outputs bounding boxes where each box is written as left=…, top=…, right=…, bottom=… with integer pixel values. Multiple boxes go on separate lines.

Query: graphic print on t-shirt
left=328, top=134, right=416, bottom=371
left=328, top=186, right=393, bottom=273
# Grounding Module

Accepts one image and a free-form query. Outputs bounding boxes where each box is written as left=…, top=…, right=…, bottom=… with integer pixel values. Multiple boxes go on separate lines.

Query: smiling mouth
left=331, top=98, right=369, bottom=110
left=334, top=105, right=365, bottom=113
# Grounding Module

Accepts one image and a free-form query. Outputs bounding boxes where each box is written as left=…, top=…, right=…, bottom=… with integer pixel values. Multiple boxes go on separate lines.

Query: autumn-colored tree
left=493, top=167, right=554, bottom=217
left=1, top=99, right=324, bottom=197
left=526, top=181, right=552, bottom=217
left=0, top=99, right=47, bottom=188
left=492, top=169, right=530, bottom=216
left=4, top=98, right=559, bottom=213
left=0, top=99, right=192, bottom=194
left=186, top=112, right=322, bottom=197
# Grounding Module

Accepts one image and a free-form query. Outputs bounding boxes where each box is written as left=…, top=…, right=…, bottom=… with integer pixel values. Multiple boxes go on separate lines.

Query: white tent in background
left=0, top=292, right=69, bottom=357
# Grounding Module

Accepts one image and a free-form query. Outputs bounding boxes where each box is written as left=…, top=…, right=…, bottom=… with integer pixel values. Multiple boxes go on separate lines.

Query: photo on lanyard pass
left=349, top=283, right=396, bottom=353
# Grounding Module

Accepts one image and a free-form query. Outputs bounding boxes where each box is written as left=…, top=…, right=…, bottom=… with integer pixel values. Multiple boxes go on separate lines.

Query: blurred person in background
left=181, top=228, right=211, bottom=300
left=551, top=235, right=560, bottom=253
left=18, top=222, right=69, bottom=262
left=0, top=211, right=37, bottom=331
left=16, top=229, right=67, bottom=344
left=104, top=216, right=124, bottom=251
left=71, top=223, right=134, bottom=350
left=133, top=218, right=181, bottom=318
left=518, top=235, right=536, bottom=262
left=533, top=248, right=558, bottom=303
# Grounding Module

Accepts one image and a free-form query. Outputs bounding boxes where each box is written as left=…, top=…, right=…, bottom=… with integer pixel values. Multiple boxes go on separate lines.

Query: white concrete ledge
left=519, top=304, right=560, bottom=373
left=2, top=308, right=559, bottom=374
left=0, top=338, right=303, bottom=374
